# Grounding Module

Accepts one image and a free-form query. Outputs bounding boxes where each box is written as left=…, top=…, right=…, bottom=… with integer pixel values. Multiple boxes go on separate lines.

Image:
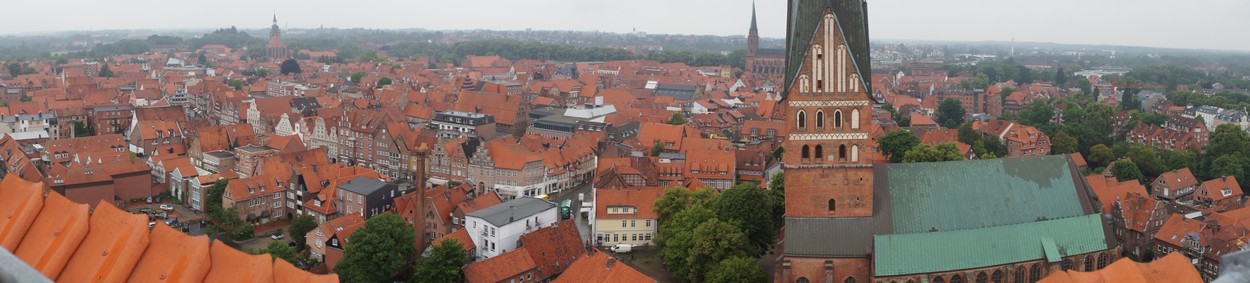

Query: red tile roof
left=0, top=174, right=337, bottom=282
left=1038, top=252, right=1201, bottom=283
left=1196, top=175, right=1242, bottom=203
left=552, top=252, right=656, bottom=283
left=520, top=220, right=586, bottom=280
left=463, top=247, right=537, bottom=283
left=1086, top=174, right=1148, bottom=214
left=595, top=187, right=664, bottom=220
left=1154, top=214, right=1205, bottom=248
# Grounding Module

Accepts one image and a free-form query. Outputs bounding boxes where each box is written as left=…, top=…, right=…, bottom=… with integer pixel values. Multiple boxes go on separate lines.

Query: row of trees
left=654, top=180, right=782, bottom=283
left=362, top=39, right=747, bottom=70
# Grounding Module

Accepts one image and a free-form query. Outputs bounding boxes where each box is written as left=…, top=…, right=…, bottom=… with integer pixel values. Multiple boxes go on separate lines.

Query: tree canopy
left=902, top=143, right=964, bottom=163
left=414, top=239, right=469, bottom=283
left=936, top=99, right=966, bottom=129
left=335, top=214, right=417, bottom=283
left=288, top=215, right=317, bottom=251
left=279, top=59, right=302, bottom=75
left=878, top=130, right=920, bottom=163
left=1112, top=160, right=1146, bottom=185
left=713, top=183, right=777, bottom=250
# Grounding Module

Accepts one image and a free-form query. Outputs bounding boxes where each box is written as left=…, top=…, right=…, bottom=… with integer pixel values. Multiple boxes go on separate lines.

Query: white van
left=610, top=244, right=633, bottom=253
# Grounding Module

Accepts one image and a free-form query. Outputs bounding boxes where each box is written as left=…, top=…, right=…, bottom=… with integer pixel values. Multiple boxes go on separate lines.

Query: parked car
left=155, top=212, right=168, bottom=219
left=271, top=231, right=284, bottom=239
left=165, top=218, right=179, bottom=226
left=159, top=204, right=174, bottom=210
left=149, top=222, right=156, bottom=228
left=610, top=244, right=633, bottom=253
left=138, top=208, right=154, bottom=214
left=145, top=197, right=153, bottom=204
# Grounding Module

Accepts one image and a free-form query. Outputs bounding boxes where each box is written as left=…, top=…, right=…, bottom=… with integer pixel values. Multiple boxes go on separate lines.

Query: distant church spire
left=749, top=1, right=759, bottom=35
left=273, top=14, right=278, bottom=25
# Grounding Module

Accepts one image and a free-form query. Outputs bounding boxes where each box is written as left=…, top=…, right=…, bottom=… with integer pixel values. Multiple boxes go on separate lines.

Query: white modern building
left=463, top=197, right=559, bottom=260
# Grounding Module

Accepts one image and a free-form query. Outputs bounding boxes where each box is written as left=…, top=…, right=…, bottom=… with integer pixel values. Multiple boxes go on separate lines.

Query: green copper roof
left=884, top=155, right=1091, bottom=234
left=1041, top=238, right=1061, bottom=263
left=873, top=214, right=1109, bottom=276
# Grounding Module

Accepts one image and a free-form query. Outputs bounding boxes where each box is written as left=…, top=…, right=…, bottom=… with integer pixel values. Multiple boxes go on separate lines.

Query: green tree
left=668, top=113, right=686, bottom=125
left=1078, top=103, right=1116, bottom=148
left=878, top=130, right=920, bottom=163
left=1203, top=124, right=1250, bottom=180
left=377, top=77, right=393, bottom=87
left=414, top=239, right=469, bottom=283
left=359, top=51, right=382, bottom=62
left=198, top=53, right=210, bottom=67
left=1164, top=150, right=1198, bottom=172
left=1210, top=155, right=1247, bottom=183
left=1018, top=99, right=1055, bottom=126
left=957, top=122, right=981, bottom=146
left=902, top=143, right=964, bottom=163
left=1078, top=78, right=1093, bottom=95
left=706, top=256, right=769, bottom=283
left=245, top=45, right=267, bottom=61
left=227, top=79, right=244, bottom=91
left=654, top=187, right=693, bottom=224
left=936, top=99, right=966, bottom=129
left=351, top=72, right=366, bottom=84
left=1055, top=67, right=1067, bottom=86
left=1112, top=160, right=1145, bottom=185
left=280, top=59, right=302, bottom=75
left=1126, top=144, right=1164, bottom=177
left=667, top=218, right=754, bottom=282
left=713, top=183, right=776, bottom=251
left=1052, top=132, right=1078, bottom=154
left=651, top=142, right=665, bottom=157
left=98, top=63, right=114, bottom=77
left=258, top=240, right=298, bottom=265
left=335, top=214, right=418, bottom=283
left=1088, top=144, right=1115, bottom=168
left=288, top=215, right=317, bottom=251
left=767, top=172, right=785, bottom=222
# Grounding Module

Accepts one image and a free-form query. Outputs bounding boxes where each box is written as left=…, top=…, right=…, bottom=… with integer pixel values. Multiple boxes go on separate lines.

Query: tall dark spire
left=273, top=14, right=277, bottom=25
left=749, top=1, right=759, bottom=35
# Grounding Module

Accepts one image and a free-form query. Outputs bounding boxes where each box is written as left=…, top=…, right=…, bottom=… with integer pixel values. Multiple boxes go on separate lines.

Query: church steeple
left=749, top=2, right=759, bottom=36
left=747, top=2, right=760, bottom=58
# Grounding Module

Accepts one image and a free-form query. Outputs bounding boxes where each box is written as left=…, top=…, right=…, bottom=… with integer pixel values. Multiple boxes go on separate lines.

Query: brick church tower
left=778, top=1, right=874, bottom=282
left=782, top=3, right=874, bottom=219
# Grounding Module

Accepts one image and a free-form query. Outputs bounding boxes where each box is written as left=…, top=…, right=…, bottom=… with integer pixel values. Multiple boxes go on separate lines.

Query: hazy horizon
left=2, top=0, right=1247, bottom=52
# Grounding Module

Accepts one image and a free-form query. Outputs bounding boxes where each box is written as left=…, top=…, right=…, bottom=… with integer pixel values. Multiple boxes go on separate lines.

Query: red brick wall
left=114, top=172, right=155, bottom=200
left=778, top=258, right=870, bottom=283
left=783, top=167, right=874, bottom=217
left=58, top=182, right=116, bottom=209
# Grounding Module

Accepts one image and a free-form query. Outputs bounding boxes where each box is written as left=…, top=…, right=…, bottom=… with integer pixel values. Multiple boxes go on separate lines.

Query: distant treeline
left=379, top=39, right=746, bottom=69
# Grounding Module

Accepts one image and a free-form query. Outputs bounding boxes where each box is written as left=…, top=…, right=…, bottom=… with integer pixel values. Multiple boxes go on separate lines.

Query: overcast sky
left=3, top=0, right=1248, bottom=51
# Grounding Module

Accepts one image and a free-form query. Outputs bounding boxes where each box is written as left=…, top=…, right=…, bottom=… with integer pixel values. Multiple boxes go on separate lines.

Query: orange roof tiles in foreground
left=204, top=241, right=274, bottom=283
left=1038, top=252, right=1202, bottom=283
left=58, top=200, right=151, bottom=283
left=129, top=224, right=212, bottom=283
left=15, top=191, right=91, bottom=280
left=552, top=252, right=656, bottom=283
left=0, top=173, right=337, bottom=282
left=0, top=174, right=44, bottom=249
left=274, top=258, right=339, bottom=283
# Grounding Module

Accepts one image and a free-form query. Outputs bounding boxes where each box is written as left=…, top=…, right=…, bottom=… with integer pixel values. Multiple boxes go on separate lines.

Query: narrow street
left=549, top=181, right=595, bottom=245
